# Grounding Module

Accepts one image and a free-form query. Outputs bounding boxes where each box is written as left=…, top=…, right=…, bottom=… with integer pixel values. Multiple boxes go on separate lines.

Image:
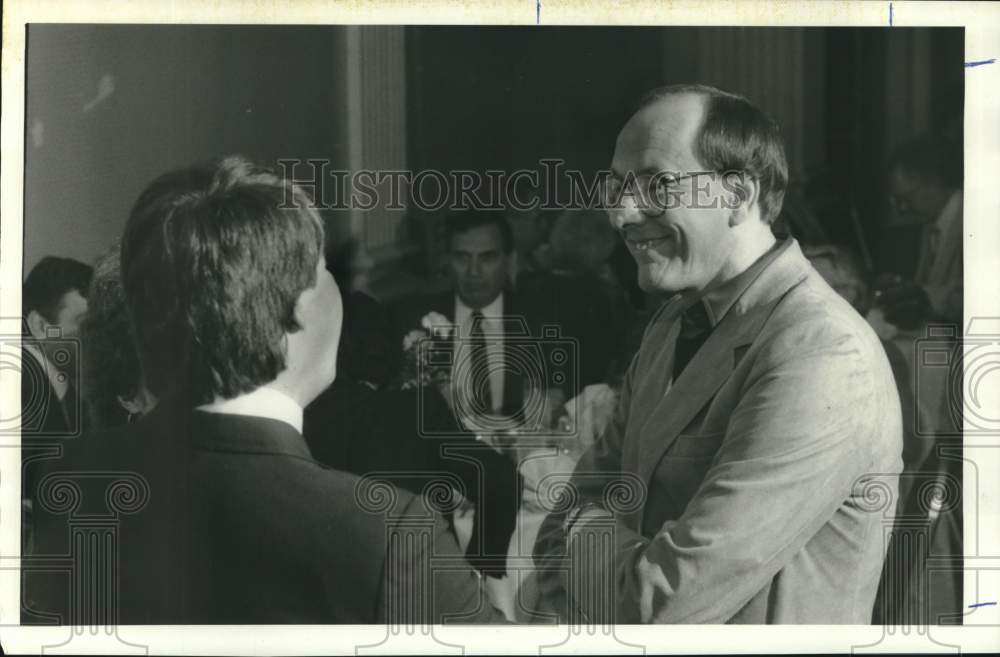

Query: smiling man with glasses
left=533, top=83, right=903, bottom=624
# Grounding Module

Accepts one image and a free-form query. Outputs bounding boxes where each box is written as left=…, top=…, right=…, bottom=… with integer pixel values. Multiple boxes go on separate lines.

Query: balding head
left=605, top=84, right=782, bottom=296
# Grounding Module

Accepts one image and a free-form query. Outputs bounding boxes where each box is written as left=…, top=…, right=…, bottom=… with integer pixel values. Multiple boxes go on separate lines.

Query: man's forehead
left=614, top=93, right=705, bottom=170
left=451, top=224, right=502, bottom=252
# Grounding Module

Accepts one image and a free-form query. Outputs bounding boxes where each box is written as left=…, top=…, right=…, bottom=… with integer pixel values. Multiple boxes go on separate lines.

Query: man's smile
left=624, top=225, right=680, bottom=256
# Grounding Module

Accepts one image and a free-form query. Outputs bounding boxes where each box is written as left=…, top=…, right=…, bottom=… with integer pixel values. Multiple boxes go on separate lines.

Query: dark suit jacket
left=19, top=344, right=81, bottom=434
left=24, top=402, right=504, bottom=624
left=304, top=379, right=522, bottom=577
left=20, top=346, right=80, bottom=524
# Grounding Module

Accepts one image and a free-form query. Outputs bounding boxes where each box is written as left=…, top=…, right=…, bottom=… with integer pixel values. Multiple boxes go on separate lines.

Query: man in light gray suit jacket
left=533, top=84, right=903, bottom=624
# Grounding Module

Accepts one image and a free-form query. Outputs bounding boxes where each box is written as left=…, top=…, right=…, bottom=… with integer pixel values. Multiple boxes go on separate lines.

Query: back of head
left=80, top=244, right=142, bottom=428
left=121, top=155, right=325, bottom=406
left=23, top=256, right=93, bottom=325
left=636, top=83, right=789, bottom=224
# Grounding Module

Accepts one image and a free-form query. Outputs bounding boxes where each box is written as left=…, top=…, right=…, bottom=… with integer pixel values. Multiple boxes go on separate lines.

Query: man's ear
left=722, top=172, right=760, bottom=227
left=26, top=309, right=48, bottom=340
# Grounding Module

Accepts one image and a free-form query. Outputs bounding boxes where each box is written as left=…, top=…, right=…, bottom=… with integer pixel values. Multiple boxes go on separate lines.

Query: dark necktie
left=673, top=301, right=712, bottom=381
left=469, top=311, right=493, bottom=414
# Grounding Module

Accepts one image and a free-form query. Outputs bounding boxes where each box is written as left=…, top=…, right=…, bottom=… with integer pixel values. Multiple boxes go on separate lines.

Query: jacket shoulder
left=763, top=270, right=887, bottom=362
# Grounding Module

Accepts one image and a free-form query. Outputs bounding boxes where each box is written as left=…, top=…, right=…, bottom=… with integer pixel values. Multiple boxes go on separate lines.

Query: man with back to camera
left=532, top=84, right=903, bottom=624
left=26, top=156, right=505, bottom=624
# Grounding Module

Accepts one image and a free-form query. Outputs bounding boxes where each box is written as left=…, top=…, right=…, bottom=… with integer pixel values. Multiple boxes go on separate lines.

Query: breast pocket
left=646, top=432, right=727, bottom=528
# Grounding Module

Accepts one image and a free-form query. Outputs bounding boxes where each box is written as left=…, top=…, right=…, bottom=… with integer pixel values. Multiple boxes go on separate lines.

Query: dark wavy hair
left=445, top=210, right=514, bottom=254
left=79, top=244, right=140, bottom=428
left=636, top=83, right=789, bottom=224
left=22, top=256, right=93, bottom=324
left=121, top=155, right=325, bottom=406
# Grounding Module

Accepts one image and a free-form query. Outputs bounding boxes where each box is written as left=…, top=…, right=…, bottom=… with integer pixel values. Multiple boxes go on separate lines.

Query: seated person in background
left=305, top=287, right=522, bottom=581
left=391, top=210, right=528, bottom=425
left=20, top=256, right=92, bottom=554
left=79, top=244, right=157, bottom=430
left=27, top=156, right=504, bottom=624
left=518, top=208, right=631, bottom=397
left=805, top=244, right=964, bottom=626
left=21, top=256, right=92, bottom=437
left=803, top=244, right=925, bottom=490
left=878, top=135, right=963, bottom=327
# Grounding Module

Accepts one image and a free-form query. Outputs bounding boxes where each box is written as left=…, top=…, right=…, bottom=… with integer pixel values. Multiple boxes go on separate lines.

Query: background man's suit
left=534, top=239, right=903, bottom=623
left=26, top=402, right=503, bottom=624
left=391, top=290, right=525, bottom=416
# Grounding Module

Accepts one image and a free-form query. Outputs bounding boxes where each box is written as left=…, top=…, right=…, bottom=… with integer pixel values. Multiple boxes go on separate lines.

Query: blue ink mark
left=537, top=0, right=541, bottom=25
left=965, top=58, right=996, bottom=68
left=969, top=601, right=997, bottom=608
left=889, top=2, right=893, bottom=26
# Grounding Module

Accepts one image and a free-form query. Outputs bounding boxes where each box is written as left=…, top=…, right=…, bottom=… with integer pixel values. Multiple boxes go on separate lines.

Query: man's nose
left=607, top=194, right=648, bottom=231
left=467, top=257, right=483, bottom=277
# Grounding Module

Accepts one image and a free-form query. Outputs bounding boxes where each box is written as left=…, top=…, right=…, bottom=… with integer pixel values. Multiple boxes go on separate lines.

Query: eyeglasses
left=601, top=170, right=738, bottom=212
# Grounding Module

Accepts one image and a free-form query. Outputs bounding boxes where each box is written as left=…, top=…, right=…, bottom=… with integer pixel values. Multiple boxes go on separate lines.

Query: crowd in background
left=19, top=126, right=963, bottom=624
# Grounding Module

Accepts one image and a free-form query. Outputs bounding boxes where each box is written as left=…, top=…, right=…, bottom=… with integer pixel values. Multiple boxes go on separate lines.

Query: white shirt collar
left=22, top=341, right=68, bottom=401
left=455, top=292, right=504, bottom=333
left=197, top=385, right=303, bottom=434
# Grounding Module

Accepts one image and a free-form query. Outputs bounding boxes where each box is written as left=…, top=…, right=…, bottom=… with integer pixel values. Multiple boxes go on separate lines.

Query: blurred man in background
left=20, top=256, right=92, bottom=555
left=879, top=135, right=963, bottom=326
left=21, top=256, right=92, bottom=437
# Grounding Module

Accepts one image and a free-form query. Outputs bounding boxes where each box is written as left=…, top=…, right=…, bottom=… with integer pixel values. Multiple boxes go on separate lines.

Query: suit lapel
left=633, top=239, right=813, bottom=490
left=634, top=308, right=752, bottom=487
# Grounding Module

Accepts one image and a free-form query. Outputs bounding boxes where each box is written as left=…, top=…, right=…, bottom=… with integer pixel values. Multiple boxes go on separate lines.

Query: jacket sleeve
left=377, top=492, right=508, bottom=624
left=576, top=320, right=899, bottom=623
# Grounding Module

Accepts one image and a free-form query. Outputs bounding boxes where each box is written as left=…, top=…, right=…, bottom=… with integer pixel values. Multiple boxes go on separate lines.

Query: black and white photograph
left=1, top=1, right=998, bottom=654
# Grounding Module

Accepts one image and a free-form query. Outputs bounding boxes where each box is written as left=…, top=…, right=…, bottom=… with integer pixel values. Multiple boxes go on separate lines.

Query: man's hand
left=564, top=503, right=614, bottom=543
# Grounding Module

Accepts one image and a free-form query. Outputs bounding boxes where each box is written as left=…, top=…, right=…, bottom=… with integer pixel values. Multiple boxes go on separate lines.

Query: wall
left=24, top=25, right=347, bottom=273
